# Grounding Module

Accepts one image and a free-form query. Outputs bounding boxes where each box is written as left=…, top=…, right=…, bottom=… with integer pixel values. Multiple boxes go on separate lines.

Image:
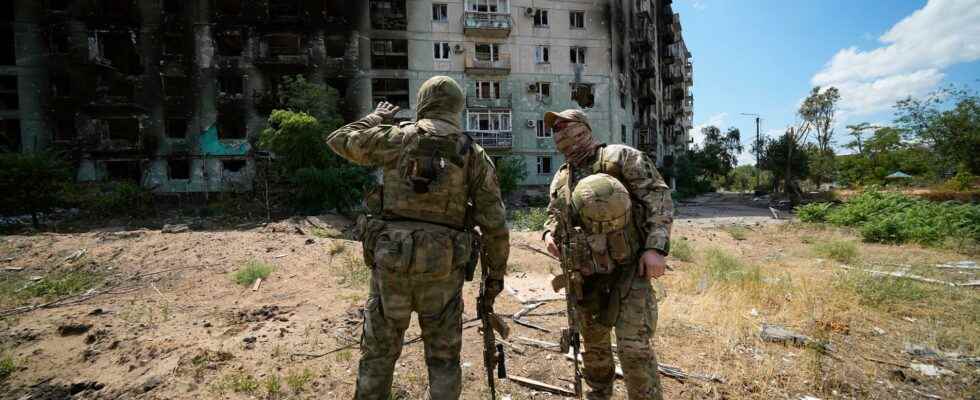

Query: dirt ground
left=1, top=194, right=978, bottom=399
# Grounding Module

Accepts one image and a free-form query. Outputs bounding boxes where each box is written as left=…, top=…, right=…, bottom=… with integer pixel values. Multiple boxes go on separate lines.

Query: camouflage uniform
left=544, top=113, right=673, bottom=400
left=326, top=77, right=509, bottom=400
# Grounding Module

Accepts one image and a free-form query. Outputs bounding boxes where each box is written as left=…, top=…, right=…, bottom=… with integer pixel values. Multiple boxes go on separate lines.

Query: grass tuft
left=232, top=260, right=274, bottom=286
left=213, top=371, right=259, bottom=394
left=702, top=248, right=762, bottom=285
left=0, top=270, right=102, bottom=308
left=812, top=239, right=859, bottom=264
left=262, top=374, right=282, bottom=399
left=510, top=208, right=549, bottom=231
left=285, top=368, right=313, bottom=394
left=721, top=225, right=749, bottom=241
left=336, top=254, right=370, bottom=288
left=838, top=271, right=931, bottom=308
left=670, top=238, right=695, bottom=262
left=0, top=356, right=15, bottom=382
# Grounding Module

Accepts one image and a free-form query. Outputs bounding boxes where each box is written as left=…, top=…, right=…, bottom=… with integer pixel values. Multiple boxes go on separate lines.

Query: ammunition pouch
left=575, top=224, right=638, bottom=276
left=359, top=217, right=472, bottom=281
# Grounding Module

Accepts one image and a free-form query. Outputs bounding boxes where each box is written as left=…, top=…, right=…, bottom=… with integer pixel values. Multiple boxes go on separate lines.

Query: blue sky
left=672, top=0, right=980, bottom=164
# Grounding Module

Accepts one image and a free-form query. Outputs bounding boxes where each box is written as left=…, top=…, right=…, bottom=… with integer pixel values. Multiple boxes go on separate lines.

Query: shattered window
left=218, top=75, right=244, bottom=96
left=163, top=76, right=190, bottom=98
left=96, top=31, right=143, bottom=75
left=474, top=43, right=500, bottom=61
left=371, top=78, right=409, bottom=109
left=267, top=34, right=301, bottom=56
left=50, top=73, right=71, bottom=97
left=570, top=46, right=586, bottom=64
left=269, top=0, right=300, bottom=17
left=162, top=0, right=183, bottom=14
left=105, top=160, right=141, bottom=182
left=222, top=159, right=247, bottom=173
left=106, top=118, right=140, bottom=142
left=217, top=112, right=247, bottom=139
left=325, top=35, right=347, bottom=58
left=0, top=75, right=17, bottom=110
left=48, top=26, right=72, bottom=55
left=0, top=119, right=20, bottom=152
left=165, top=118, right=187, bottom=139
left=536, top=156, right=552, bottom=174
left=570, top=83, right=594, bottom=108
left=0, top=27, right=14, bottom=65
left=216, top=30, right=244, bottom=57
left=370, top=0, right=407, bottom=30
left=0, top=1, right=13, bottom=21
left=475, top=81, right=500, bottom=99
left=168, top=159, right=191, bottom=180
left=370, top=39, right=408, bottom=69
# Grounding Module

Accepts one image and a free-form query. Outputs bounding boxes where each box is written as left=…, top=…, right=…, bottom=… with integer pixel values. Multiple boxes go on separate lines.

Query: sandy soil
left=0, top=196, right=977, bottom=399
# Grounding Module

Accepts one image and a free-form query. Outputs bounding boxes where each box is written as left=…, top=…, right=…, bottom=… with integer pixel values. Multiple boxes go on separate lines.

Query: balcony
left=465, top=53, right=511, bottom=75
left=463, top=12, right=512, bottom=38
left=683, top=95, right=693, bottom=112
left=469, top=131, right=512, bottom=149
left=466, top=94, right=512, bottom=109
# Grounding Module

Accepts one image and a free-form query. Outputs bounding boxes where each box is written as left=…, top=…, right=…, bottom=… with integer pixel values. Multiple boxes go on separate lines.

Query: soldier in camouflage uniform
left=325, top=76, right=509, bottom=400
left=542, top=109, right=673, bottom=400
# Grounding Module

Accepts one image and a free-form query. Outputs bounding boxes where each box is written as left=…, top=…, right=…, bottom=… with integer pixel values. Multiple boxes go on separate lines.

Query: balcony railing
left=463, top=12, right=513, bottom=37
left=468, top=131, right=512, bottom=149
left=683, top=95, right=693, bottom=112
left=465, top=53, right=511, bottom=74
left=466, top=95, right=512, bottom=109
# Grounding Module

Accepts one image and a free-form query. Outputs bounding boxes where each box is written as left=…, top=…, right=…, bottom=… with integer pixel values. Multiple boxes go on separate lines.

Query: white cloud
left=690, top=0, right=707, bottom=11
left=812, top=0, right=980, bottom=117
left=689, top=112, right=727, bottom=146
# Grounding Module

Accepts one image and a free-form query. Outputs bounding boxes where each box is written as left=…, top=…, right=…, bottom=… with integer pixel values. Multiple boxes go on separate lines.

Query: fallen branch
left=251, top=278, right=263, bottom=291
left=512, top=302, right=545, bottom=320
left=289, top=343, right=358, bottom=361
left=513, top=318, right=551, bottom=333
left=839, top=265, right=956, bottom=287
left=498, top=339, right=526, bottom=355
left=508, top=375, right=576, bottom=397
left=516, top=336, right=560, bottom=350
left=564, top=351, right=724, bottom=384
left=862, top=355, right=907, bottom=369
left=514, top=243, right=559, bottom=262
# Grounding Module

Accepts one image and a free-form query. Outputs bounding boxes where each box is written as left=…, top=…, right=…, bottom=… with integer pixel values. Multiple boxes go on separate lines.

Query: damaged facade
left=1, top=0, right=691, bottom=192
left=363, top=0, right=693, bottom=188
left=2, top=0, right=362, bottom=192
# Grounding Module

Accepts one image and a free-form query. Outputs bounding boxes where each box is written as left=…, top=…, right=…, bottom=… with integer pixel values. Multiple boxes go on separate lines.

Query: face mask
left=554, top=121, right=598, bottom=166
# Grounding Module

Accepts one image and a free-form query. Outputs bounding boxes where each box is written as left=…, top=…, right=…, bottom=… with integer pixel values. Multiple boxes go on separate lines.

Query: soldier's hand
left=638, top=250, right=667, bottom=279
left=373, top=101, right=400, bottom=122
left=484, top=278, right=504, bottom=308
left=544, top=232, right=560, bottom=258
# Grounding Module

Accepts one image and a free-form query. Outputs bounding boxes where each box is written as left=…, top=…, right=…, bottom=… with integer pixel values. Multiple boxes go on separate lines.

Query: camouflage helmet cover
left=571, top=173, right=632, bottom=234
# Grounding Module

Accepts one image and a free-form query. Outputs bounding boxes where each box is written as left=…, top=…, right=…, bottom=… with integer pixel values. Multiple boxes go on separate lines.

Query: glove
left=483, top=278, right=504, bottom=309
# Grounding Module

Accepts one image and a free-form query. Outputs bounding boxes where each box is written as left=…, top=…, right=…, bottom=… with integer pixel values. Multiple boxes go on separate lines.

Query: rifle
left=476, top=232, right=508, bottom=399
left=557, top=213, right=585, bottom=397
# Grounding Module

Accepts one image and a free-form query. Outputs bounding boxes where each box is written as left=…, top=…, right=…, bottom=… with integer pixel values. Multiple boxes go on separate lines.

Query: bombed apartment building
left=0, top=0, right=363, bottom=193
left=362, top=0, right=693, bottom=189
left=1, top=0, right=692, bottom=193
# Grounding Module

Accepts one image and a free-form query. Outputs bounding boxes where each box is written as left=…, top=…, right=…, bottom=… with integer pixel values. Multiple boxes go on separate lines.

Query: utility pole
left=740, top=113, right=762, bottom=189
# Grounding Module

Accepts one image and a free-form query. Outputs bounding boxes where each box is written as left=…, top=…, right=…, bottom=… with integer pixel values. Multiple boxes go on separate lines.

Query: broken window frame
left=433, top=42, right=451, bottom=60
left=531, top=81, right=550, bottom=101
left=466, top=110, right=511, bottom=133
left=432, top=3, right=448, bottom=21
left=222, top=159, right=247, bottom=173
left=53, top=118, right=76, bottom=143
left=569, top=10, right=585, bottom=29
left=0, top=119, right=20, bottom=152
left=0, top=75, right=17, bottom=111
left=569, top=82, right=595, bottom=108
left=266, top=33, right=303, bottom=56
left=0, top=27, right=15, bottom=65
left=466, top=0, right=509, bottom=13
left=370, top=0, right=407, bottom=30
left=570, top=46, right=586, bottom=64
left=536, top=156, right=552, bottom=174
left=165, top=118, right=187, bottom=139
left=535, top=120, right=552, bottom=138
left=475, top=80, right=501, bottom=99
left=217, top=111, right=247, bottom=139
left=533, top=45, right=550, bottom=64
left=103, top=118, right=141, bottom=143
left=533, top=8, right=548, bottom=27
left=214, top=0, right=243, bottom=17
left=168, top=158, right=191, bottom=180
left=371, top=39, right=409, bottom=69
left=474, top=43, right=500, bottom=62
left=218, top=74, right=245, bottom=96
left=371, top=78, right=410, bottom=109
left=268, top=0, right=301, bottom=18
left=215, top=30, right=245, bottom=57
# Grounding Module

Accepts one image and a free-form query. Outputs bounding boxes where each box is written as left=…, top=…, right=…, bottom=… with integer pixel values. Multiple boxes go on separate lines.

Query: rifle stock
left=478, top=237, right=506, bottom=399
left=557, top=214, right=584, bottom=397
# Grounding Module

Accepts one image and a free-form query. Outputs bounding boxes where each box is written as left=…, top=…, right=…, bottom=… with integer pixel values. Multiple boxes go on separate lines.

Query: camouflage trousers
left=578, top=277, right=663, bottom=400
left=354, top=267, right=465, bottom=400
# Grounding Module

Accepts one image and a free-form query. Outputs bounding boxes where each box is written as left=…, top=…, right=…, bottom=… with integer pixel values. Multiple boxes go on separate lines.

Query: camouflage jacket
left=325, top=113, right=510, bottom=280
left=544, top=144, right=673, bottom=255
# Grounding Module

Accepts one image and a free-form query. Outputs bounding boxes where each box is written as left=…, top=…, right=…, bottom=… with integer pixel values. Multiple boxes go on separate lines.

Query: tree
left=895, top=86, right=980, bottom=176
left=844, top=122, right=879, bottom=155
left=0, top=152, right=72, bottom=228
left=799, top=86, right=840, bottom=186
left=758, top=134, right=809, bottom=193
left=690, top=125, right=742, bottom=181
left=494, top=156, right=528, bottom=197
left=258, top=76, right=373, bottom=213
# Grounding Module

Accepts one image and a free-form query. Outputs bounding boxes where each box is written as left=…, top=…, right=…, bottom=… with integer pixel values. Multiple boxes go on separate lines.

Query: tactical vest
left=382, top=123, right=473, bottom=230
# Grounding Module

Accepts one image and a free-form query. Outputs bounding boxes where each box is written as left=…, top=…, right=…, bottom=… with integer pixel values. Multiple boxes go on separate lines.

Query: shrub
left=495, top=156, right=528, bottom=197
left=812, top=239, right=859, bottom=264
left=232, top=260, right=274, bottom=285
left=945, top=170, right=976, bottom=191
left=795, top=202, right=834, bottom=223
left=721, top=225, right=749, bottom=241
left=0, top=356, right=14, bottom=382
left=799, top=189, right=980, bottom=247
left=23, top=270, right=102, bottom=299
left=511, top=208, right=549, bottom=231
left=0, top=152, right=72, bottom=227
left=670, top=238, right=694, bottom=262
left=839, top=272, right=932, bottom=308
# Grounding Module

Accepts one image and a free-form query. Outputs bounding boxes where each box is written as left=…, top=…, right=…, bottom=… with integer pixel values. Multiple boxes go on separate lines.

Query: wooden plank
left=507, top=375, right=577, bottom=397
left=513, top=318, right=551, bottom=333
left=515, top=336, right=560, bottom=350
left=251, top=278, right=263, bottom=291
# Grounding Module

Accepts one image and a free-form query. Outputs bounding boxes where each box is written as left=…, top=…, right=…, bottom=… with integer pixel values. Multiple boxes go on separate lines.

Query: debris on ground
left=57, top=323, right=92, bottom=336
left=161, top=224, right=190, bottom=234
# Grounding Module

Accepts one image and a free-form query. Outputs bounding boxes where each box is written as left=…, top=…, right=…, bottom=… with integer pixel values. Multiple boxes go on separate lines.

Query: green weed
left=812, top=239, right=859, bottom=264
left=670, top=238, right=695, bottom=262
left=262, top=374, right=282, bottom=399
left=510, top=208, right=549, bottom=231
left=1, top=270, right=102, bottom=308
left=213, top=372, right=259, bottom=394
left=721, top=225, right=749, bottom=241
left=0, top=356, right=15, bottom=382
left=839, top=271, right=932, bottom=308
left=312, top=226, right=344, bottom=239
left=232, top=260, right=274, bottom=286
left=336, top=254, right=369, bottom=288
left=334, top=349, right=353, bottom=362
left=285, top=368, right=313, bottom=394
left=701, top=248, right=762, bottom=285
